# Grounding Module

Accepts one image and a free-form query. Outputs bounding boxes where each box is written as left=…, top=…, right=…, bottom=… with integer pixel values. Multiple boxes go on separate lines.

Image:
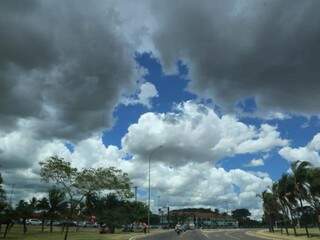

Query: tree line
left=260, top=160, right=320, bottom=237
left=0, top=156, right=152, bottom=240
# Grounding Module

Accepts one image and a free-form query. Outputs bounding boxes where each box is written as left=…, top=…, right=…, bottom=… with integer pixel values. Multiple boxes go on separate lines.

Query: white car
left=78, top=221, right=98, bottom=228
left=188, top=223, right=195, bottom=230
left=27, top=219, right=42, bottom=226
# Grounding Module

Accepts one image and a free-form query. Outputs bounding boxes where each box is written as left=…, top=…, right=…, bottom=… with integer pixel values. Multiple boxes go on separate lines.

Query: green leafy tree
left=47, top=188, right=67, bottom=233
left=0, top=174, right=6, bottom=212
left=16, top=200, right=34, bottom=234
left=39, top=155, right=132, bottom=240
left=92, top=194, right=149, bottom=233
left=95, top=194, right=126, bottom=233
left=126, top=201, right=148, bottom=225
left=0, top=207, right=15, bottom=239
left=37, top=197, right=49, bottom=232
left=231, top=208, right=251, bottom=227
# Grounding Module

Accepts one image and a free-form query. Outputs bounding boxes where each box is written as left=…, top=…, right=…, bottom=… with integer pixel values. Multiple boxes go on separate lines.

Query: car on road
left=46, top=220, right=61, bottom=226
left=26, top=219, right=42, bottom=226
left=60, top=221, right=77, bottom=227
left=78, top=221, right=98, bottom=228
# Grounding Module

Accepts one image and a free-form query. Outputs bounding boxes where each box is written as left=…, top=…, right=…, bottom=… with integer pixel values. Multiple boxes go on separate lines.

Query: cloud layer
left=0, top=101, right=283, bottom=217
left=148, top=0, right=320, bottom=115
left=1, top=0, right=319, bottom=220
left=0, top=0, right=141, bottom=140
left=0, top=133, right=271, bottom=218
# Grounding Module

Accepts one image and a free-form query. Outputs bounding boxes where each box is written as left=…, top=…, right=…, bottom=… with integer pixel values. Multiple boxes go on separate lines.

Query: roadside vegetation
left=0, top=156, right=157, bottom=240
left=0, top=225, right=142, bottom=240
left=259, top=160, right=320, bottom=238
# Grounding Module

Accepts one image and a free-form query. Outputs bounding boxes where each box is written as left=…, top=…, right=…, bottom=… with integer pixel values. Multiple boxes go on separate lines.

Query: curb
left=246, top=230, right=276, bottom=239
left=247, top=230, right=295, bottom=240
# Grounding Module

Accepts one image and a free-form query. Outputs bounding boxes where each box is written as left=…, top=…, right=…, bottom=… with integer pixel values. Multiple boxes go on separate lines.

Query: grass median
left=249, top=228, right=320, bottom=240
left=0, top=225, right=161, bottom=240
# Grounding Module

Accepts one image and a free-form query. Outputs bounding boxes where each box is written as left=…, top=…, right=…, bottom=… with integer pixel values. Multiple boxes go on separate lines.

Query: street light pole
left=148, top=145, right=162, bottom=233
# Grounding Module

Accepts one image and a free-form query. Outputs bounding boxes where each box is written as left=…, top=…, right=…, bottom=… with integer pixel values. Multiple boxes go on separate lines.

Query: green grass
left=0, top=225, right=145, bottom=240
left=253, top=228, right=320, bottom=240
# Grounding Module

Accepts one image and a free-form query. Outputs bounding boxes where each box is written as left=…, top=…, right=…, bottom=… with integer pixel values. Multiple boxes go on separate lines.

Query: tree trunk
left=293, top=223, right=297, bottom=236
left=3, top=222, right=13, bottom=239
left=64, top=224, right=69, bottom=240
left=50, top=219, right=53, bottom=233
left=289, top=208, right=297, bottom=236
left=316, top=210, right=320, bottom=231
left=299, top=198, right=310, bottom=238
left=3, top=223, right=9, bottom=239
left=8, top=222, right=14, bottom=231
left=41, top=218, right=45, bottom=232
left=285, top=223, right=289, bottom=235
left=268, top=216, right=273, bottom=232
left=23, top=218, right=27, bottom=234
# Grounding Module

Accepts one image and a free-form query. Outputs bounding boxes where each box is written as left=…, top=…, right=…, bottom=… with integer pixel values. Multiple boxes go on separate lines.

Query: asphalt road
left=138, top=229, right=266, bottom=240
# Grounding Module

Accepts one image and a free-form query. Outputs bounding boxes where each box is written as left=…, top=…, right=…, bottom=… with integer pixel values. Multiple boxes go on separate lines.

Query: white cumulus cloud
left=122, top=82, right=159, bottom=108
left=246, top=159, right=264, bottom=167
left=279, top=133, right=320, bottom=167
left=122, top=101, right=288, bottom=166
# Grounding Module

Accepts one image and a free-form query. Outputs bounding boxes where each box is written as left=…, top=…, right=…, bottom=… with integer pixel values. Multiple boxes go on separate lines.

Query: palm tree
left=272, top=182, right=289, bottom=235
left=277, top=174, right=298, bottom=235
left=258, top=190, right=279, bottom=232
left=306, top=167, right=320, bottom=230
left=47, top=188, right=66, bottom=233
left=291, top=161, right=311, bottom=237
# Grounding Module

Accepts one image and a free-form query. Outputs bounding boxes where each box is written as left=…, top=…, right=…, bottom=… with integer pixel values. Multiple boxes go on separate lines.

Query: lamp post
left=148, top=145, right=162, bottom=233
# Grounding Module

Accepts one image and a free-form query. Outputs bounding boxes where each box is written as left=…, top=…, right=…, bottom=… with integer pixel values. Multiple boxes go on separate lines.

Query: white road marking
left=224, top=230, right=241, bottom=240
left=199, top=229, right=210, bottom=239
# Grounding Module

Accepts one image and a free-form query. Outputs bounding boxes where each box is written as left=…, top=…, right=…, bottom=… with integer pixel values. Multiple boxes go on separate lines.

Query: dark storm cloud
left=151, top=0, right=320, bottom=115
left=0, top=0, right=138, bottom=139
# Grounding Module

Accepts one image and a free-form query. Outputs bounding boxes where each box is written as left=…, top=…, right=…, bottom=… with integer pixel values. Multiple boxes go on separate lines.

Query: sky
left=1, top=0, right=320, bottom=219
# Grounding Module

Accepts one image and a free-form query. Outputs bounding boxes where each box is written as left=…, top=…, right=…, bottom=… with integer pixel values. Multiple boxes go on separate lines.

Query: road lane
left=138, top=230, right=178, bottom=240
left=182, top=229, right=210, bottom=240
left=204, top=229, right=267, bottom=240
left=137, top=229, right=208, bottom=240
left=137, top=229, right=267, bottom=240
